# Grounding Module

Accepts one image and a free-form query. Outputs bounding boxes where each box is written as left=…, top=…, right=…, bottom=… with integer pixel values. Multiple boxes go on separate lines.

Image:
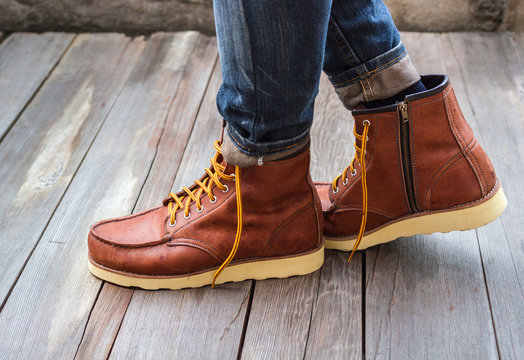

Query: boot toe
left=88, top=206, right=175, bottom=276
left=89, top=206, right=169, bottom=248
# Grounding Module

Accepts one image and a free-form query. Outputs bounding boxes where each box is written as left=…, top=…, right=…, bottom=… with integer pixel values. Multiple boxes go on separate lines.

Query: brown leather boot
left=316, top=75, right=507, bottom=256
left=88, top=140, right=324, bottom=289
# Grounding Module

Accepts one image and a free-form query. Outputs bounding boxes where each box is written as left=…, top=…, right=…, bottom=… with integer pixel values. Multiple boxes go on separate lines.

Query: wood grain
left=0, top=33, right=144, bottom=306
left=364, top=33, right=498, bottom=359
left=306, top=74, right=363, bottom=359
left=304, top=251, right=362, bottom=360
left=442, top=32, right=524, bottom=359
left=74, top=34, right=219, bottom=360
left=366, top=231, right=499, bottom=359
left=0, top=33, right=75, bottom=140
left=109, top=63, right=252, bottom=360
left=0, top=32, right=199, bottom=360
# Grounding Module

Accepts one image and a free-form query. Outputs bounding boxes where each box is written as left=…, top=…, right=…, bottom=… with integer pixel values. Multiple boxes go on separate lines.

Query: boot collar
left=352, top=74, right=450, bottom=116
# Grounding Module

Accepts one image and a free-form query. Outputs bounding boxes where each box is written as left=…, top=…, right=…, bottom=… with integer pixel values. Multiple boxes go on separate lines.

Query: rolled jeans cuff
left=328, top=42, right=420, bottom=109
left=223, top=124, right=310, bottom=167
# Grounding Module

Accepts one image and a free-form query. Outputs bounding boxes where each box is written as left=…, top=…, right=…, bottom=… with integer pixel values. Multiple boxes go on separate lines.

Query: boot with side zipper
left=88, top=135, right=324, bottom=290
left=316, top=75, right=507, bottom=258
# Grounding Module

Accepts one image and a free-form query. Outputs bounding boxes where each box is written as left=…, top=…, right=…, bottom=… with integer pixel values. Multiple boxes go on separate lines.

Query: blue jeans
left=214, top=0, right=420, bottom=158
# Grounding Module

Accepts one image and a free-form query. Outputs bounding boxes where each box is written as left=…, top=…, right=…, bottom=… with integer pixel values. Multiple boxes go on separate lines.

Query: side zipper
left=398, top=101, right=418, bottom=212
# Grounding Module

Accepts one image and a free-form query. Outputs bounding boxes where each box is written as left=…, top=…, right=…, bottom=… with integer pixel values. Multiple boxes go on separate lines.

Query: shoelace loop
left=167, top=140, right=233, bottom=225
left=331, top=120, right=370, bottom=262
left=166, top=140, right=243, bottom=287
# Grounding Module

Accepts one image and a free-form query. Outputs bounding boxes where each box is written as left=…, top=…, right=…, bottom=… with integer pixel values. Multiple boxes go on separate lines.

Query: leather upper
left=318, top=75, right=499, bottom=238
left=88, top=148, right=323, bottom=276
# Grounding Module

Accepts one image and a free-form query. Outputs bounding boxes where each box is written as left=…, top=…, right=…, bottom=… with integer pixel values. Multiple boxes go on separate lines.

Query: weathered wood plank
left=0, top=33, right=144, bottom=307
left=364, top=33, right=498, bottom=359
left=241, top=74, right=362, bottom=359
left=443, top=32, right=524, bottom=359
left=304, top=251, right=362, bottom=360
left=0, top=32, right=199, bottom=360
left=74, top=34, right=219, bottom=360
left=110, top=63, right=251, bottom=360
left=366, top=231, right=498, bottom=359
left=241, top=273, right=321, bottom=360
left=0, top=33, right=75, bottom=140
left=306, top=74, right=362, bottom=359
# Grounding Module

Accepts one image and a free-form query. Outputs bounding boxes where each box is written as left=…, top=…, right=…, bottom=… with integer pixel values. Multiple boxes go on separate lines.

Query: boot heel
left=325, top=186, right=507, bottom=251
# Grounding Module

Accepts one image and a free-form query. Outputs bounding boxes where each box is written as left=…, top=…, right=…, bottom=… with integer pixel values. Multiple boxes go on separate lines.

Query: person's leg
left=317, top=0, right=507, bottom=258
left=215, top=0, right=332, bottom=166
left=323, top=0, right=424, bottom=109
left=87, top=0, right=332, bottom=289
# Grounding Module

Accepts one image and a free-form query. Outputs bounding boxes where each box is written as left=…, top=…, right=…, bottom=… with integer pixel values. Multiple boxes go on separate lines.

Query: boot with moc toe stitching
left=316, top=75, right=507, bottom=258
left=88, top=137, right=324, bottom=290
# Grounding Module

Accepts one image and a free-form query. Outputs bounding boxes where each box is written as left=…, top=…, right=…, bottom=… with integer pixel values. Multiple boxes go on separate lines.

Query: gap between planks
left=0, top=33, right=145, bottom=311
left=0, top=32, right=202, bottom=360
left=75, top=34, right=219, bottom=360
left=0, top=33, right=76, bottom=143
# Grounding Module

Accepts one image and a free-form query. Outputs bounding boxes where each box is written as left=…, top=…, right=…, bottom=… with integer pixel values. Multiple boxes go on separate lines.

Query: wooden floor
left=0, top=31, right=522, bottom=359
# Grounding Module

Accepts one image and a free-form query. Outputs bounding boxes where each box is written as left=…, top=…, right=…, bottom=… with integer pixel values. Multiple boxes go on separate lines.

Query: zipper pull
left=399, top=101, right=409, bottom=122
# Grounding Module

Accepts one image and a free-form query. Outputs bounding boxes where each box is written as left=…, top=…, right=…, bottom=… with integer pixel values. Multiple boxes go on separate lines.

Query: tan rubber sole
left=88, top=245, right=324, bottom=290
left=325, top=186, right=507, bottom=251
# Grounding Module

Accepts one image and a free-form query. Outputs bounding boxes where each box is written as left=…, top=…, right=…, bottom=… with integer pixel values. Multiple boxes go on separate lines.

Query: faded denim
left=213, top=0, right=420, bottom=158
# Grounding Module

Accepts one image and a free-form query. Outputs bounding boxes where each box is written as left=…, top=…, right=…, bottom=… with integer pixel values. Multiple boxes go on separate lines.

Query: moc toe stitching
left=88, top=230, right=167, bottom=249
left=90, top=206, right=169, bottom=248
left=91, top=205, right=163, bottom=233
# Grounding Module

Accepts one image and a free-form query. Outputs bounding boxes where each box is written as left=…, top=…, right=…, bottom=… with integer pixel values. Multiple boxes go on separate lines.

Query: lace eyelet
left=169, top=220, right=176, bottom=227
left=184, top=213, right=191, bottom=220
left=333, top=187, right=339, bottom=194
left=366, top=136, right=369, bottom=142
left=221, top=185, right=229, bottom=193
left=342, top=178, right=348, bottom=185
left=351, top=168, right=357, bottom=176
left=209, top=196, right=217, bottom=204
left=363, top=120, right=370, bottom=126
left=197, top=206, right=203, bottom=213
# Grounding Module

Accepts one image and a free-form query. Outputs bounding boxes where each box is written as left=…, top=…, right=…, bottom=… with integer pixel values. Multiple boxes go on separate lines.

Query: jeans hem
left=328, top=42, right=408, bottom=88
left=331, top=52, right=421, bottom=109
left=226, top=123, right=311, bottom=157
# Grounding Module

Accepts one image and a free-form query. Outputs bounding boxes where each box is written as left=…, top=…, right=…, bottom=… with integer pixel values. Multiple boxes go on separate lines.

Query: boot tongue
left=217, top=152, right=235, bottom=175
left=224, top=163, right=235, bottom=175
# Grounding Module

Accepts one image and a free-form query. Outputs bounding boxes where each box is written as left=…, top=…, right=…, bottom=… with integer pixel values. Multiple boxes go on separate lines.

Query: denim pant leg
left=214, top=0, right=332, bottom=158
left=324, top=0, right=420, bottom=109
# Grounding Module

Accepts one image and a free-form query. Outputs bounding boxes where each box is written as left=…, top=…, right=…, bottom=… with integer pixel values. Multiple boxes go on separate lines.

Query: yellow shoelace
left=166, top=140, right=242, bottom=287
left=331, top=120, right=370, bottom=262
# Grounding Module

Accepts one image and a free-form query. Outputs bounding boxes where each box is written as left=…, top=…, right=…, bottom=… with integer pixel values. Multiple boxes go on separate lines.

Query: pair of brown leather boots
left=88, top=75, right=507, bottom=290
